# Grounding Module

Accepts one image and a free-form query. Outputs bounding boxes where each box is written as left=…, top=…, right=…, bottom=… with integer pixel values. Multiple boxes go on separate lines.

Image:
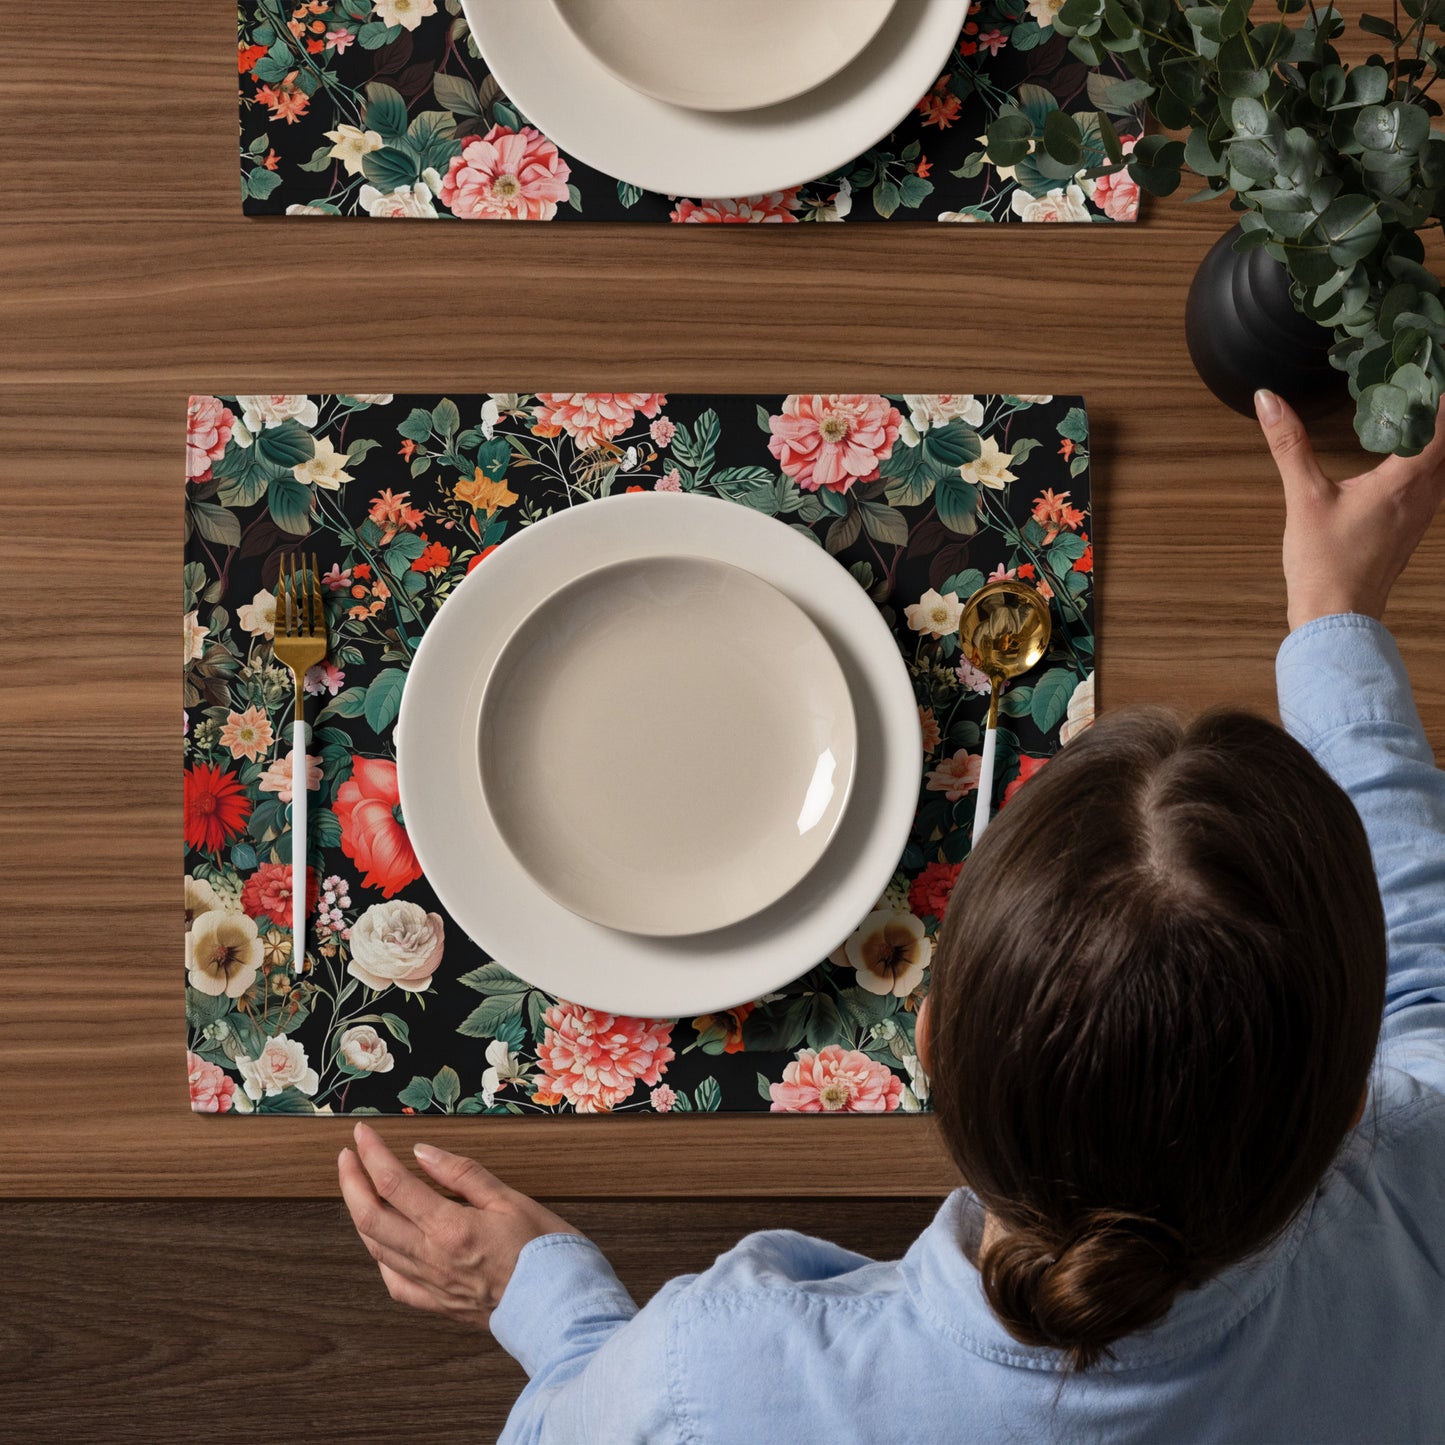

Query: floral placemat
left=239, top=1, right=1144, bottom=222
left=183, top=391, right=1096, bottom=1116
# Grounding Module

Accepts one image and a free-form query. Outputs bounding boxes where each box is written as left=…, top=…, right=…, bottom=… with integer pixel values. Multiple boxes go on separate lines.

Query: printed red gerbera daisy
left=184, top=761, right=253, bottom=854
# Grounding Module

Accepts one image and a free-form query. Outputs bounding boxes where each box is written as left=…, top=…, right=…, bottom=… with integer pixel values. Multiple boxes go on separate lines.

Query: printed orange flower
left=238, top=42, right=267, bottom=74
left=1059, top=437, right=1076, bottom=460
left=467, top=545, right=500, bottom=572
left=1073, top=536, right=1094, bottom=574
left=1031, top=488, right=1086, bottom=545
left=368, top=487, right=424, bottom=544
left=411, top=541, right=451, bottom=573
left=455, top=468, right=518, bottom=514
left=1003, top=753, right=1048, bottom=806
left=399, top=439, right=417, bottom=461
left=690, top=1003, right=756, bottom=1054
left=254, top=71, right=309, bottom=125
left=916, top=158, right=933, bottom=179
left=917, top=75, right=962, bottom=129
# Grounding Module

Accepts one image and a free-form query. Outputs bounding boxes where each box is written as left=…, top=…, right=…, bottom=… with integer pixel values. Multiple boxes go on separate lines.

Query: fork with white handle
left=271, top=554, right=326, bottom=973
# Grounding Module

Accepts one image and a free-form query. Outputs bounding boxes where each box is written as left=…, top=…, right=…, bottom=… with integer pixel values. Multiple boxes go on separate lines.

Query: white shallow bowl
left=549, top=0, right=898, bottom=114
left=398, top=493, right=922, bottom=1018
left=477, top=554, right=857, bottom=937
left=461, top=0, right=970, bottom=199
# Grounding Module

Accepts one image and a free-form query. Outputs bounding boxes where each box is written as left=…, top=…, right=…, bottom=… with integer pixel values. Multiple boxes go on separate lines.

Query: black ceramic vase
left=1185, top=224, right=1344, bottom=419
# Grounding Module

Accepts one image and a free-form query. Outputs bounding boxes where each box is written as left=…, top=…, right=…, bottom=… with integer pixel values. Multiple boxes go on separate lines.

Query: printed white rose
left=236, top=394, right=319, bottom=433
left=236, top=588, right=277, bottom=638
left=902, top=394, right=984, bottom=437
left=292, top=435, right=354, bottom=491
left=836, top=909, right=932, bottom=998
left=371, top=0, right=437, bottom=31
left=937, top=211, right=985, bottom=222
left=347, top=899, right=445, bottom=992
left=285, top=203, right=333, bottom=217
left=1060, top=671, right=1095, bottom=745
left=1011, top=394, right=1054, bottom=404
left=349, top=394, right=393, bottom=405
left=184, top=873, right=223, bottom=929
left=1027, top=0, right=1066, bottom=25
left=337, top=1024, right=394, bottom=1074
left=184, top=609, right=207, bottom=665
left=236, top=1034, right=320, bottom=1100
left=358, top=178, right=439, bottom=218
left=1010, top=184, right=1091, bottom=224
left=324, top=124, right=384, bottom=177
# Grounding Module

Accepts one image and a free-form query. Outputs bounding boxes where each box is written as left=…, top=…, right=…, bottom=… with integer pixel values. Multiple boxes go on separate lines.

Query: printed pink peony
left=1092, top=136, right=1140, bottom=222
left=769, top=1046, right=903, bottom=1113
left=670, top=190, right=801, bottom=223
left=187, top=1050, right=237, bottom=1113
left=439, top=125, right=571, bottom=221
left=186, top=395, right=235, bottom=482
left=534, top=1002, right=674, bottom=1113
left=531, top=392, right=667, bottom=450
left=335, top=757, right=423, bottom=899
left=767, top=394, right=903, bottom=494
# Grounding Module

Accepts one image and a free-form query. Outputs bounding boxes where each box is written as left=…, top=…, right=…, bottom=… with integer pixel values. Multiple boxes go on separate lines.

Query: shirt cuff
left=1276, top=614, right=1425, bottom=750
left=490, top=1233, right=638, bottom=1377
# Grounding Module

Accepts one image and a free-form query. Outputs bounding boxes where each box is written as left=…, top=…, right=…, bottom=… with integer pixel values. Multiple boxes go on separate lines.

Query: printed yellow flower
left=186, top=909, right=263, bottom=998
left=292, top=436, right=353, bottom=490
left=324, top=124, right=383, bottom=177
left=456, top=468, right=519, bottom=514
left=960, top=436, right=1017, bottom=490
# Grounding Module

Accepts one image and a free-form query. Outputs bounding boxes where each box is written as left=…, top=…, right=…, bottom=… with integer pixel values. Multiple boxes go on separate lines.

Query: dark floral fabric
left=182, top=392, right=1095, bottom=1116
left=239, top=0, right=1145, bottom=221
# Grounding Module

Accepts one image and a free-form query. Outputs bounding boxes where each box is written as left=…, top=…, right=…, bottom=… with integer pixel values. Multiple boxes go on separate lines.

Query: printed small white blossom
left=371, top=0, right=438, bottom=31
left=960, top=436, right=1017, bottom=490
left=904, top=588, right=964, bottom=639
left=481, top=1039, right=529, bottom=1107
left=324, top=124, right=384, bottom=177
left=236, top=588, right=277, bottom=638
left=292, top=436, right=354, bottom=490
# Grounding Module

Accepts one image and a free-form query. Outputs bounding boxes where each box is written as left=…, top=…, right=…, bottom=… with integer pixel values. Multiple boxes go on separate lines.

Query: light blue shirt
left=492, top=614, right=1445, bottom=1444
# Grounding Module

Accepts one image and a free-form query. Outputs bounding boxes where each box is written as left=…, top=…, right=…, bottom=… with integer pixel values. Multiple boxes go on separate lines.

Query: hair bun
left=981, top=1212, right=1192, bottom=1370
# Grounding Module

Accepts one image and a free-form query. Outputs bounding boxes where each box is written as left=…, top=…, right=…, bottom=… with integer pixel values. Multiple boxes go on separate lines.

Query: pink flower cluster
left=1092, top=136, right=1140, bottom=222
left=534, top=1001, right=675, bottom=1112
left=769, top=1045, right=903, bottom=1113
left=531, top=392, right=667, bottom=450
left=767, top=393, right=903, bottom=494
left=670, top=190, right=801, bottom=223
left=186, top=395, right=235, bottom=483
left=439, top=125, right=571, bottom=221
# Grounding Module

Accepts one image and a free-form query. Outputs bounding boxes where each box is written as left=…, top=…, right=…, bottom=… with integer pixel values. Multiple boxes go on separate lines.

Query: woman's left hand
left=338, top=1121, right=583, bottom=1328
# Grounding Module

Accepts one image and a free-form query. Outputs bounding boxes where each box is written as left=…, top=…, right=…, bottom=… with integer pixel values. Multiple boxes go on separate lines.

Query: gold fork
left=273, top=553, right=327, bottom=973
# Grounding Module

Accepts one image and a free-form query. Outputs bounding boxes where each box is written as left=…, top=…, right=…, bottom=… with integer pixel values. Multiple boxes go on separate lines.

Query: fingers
left=1255, top=390, right=1328, bottom=499
left=338, top=1146, right=427, bottom=1259
left=413, top=1142, right=510, bottom=1209
left=352, top=1122, right=452, bottom=1228
left=378, top=1260, right=445, bottom=1314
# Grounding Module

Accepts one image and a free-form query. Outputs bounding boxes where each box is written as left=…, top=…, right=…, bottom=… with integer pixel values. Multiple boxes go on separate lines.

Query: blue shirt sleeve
left=490, top=1232, right=677, bottom=1444
left=1276, top=614, right=1445, bottom=1088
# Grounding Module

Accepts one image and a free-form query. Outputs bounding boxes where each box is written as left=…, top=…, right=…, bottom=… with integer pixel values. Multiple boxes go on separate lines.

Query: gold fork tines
left=273, top=552, right=328, bottom=723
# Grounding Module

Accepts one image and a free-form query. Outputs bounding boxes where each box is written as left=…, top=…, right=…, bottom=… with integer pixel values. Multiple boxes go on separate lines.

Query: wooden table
left=2, top=2, right=1441, bottom=1435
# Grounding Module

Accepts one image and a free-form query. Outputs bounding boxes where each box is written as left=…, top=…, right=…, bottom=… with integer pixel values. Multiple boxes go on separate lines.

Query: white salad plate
left=478, top=554, right=857, bottom=937
left=459, top=0, right=970, bottom=199
left=549, top=0, right=898, bottom=114
left=397, top=492, right=922, bottom=1018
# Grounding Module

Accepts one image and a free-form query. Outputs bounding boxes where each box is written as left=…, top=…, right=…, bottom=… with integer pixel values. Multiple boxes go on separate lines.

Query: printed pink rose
left=186, top=395, right=235, bottom=482
left=649, top=417, right=676, bottom=447
left=769, top=1045, right=903, bottom=1113
left=657, top=469, right=683, bottom=492
left=439, top=125, right=571, bottom=221
left=767, top=394, right=903, bottom=494
left=670, top=190, right=801, bottom=223
left=187, top=1050, right=237, bottom=1113
left=1092, top=136, right=1140, bottom=222
left=649, top=1084, right=677, bottom=1113
left=534, top=1002, right=675, bottom=1113
left=926, top=749, right=983, bottom=802
left=531, top=392, right=667, bottom=450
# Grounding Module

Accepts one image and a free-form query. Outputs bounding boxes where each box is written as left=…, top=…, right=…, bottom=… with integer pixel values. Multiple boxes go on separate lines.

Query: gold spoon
left=958, top=578, right=1052, bottom=846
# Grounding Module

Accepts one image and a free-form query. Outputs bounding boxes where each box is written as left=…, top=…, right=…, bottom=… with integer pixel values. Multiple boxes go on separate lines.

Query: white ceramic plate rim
left=546, top=0, right=900, bottom=115
left=398, top=492, right=922, bottom=1018
left=459, top=0, right=971, bottom=199
left=475, top=553, right=859, bottom=936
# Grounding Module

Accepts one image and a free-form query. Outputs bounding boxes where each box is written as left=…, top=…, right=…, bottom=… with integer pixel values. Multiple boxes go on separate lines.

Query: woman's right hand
left=1255, top=389, right=1445, bottom=631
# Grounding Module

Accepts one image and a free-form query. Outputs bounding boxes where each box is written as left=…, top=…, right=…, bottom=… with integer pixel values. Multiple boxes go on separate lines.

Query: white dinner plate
left=549, top=0, right=898, bottom=114
left=460, top=0, right=970, bottom=199
left=478, top=555, right=857, bottom=937
left=398, top=493, right=921, bottom=1018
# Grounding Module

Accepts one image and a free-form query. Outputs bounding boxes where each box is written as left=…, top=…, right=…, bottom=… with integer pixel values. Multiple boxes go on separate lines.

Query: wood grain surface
left=0, top=1196, right=941, bottom=1442
left=2, top=2, right=1442, bottom=1199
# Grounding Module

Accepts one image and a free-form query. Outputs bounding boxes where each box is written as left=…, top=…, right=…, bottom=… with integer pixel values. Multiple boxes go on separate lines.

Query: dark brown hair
left=928, top=709, right=1385, bottom=1370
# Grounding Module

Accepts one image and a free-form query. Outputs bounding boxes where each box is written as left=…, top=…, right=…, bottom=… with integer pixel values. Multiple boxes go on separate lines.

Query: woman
left=339, top=392, right=1445, bottom=1442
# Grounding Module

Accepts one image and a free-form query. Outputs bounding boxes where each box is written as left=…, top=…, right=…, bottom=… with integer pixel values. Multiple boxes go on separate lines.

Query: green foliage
left=998, top=0, right=1445, bottom=454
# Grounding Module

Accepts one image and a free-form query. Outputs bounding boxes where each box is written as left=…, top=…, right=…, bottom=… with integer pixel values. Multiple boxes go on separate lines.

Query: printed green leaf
left=432, top=1066, right=461, bottom=1108
left=859, top=501, right=910, bottom=546
left=431, top=72, right=483, bottom=118
left=364, top=81, right=408, bottom=140
left=397, top=1075, right=434, bottom=1110
left=456, top=963, right=532, bottom=995
left=456, top=993, right=525, bottom=1038
left=363, top=668, right=406, bottom=733
left=710, top=465, right=780, bottom=512
left=190, top=502, right=241, bottom=548
left=1030, top=667, right=1080, bottom=732
left=934, top=476, right=981, bottom=535
left=381, top=1013, right=411, bottom=1049
left=318, top=686, right=368, bottom=721
left=694, top=1077, right=722, bottom=1112
left=267, top=476, right=314, bottom=535
left=757, top=1072, right=775, bottom=1102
